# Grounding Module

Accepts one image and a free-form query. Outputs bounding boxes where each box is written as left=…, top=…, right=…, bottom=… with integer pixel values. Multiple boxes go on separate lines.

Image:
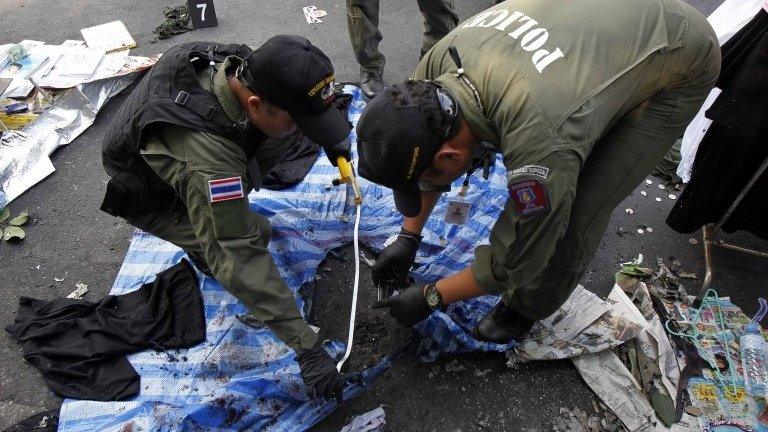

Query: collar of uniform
left=434, top=73, right=499, bottom=147
left=213, top=56, right=248, bottom=125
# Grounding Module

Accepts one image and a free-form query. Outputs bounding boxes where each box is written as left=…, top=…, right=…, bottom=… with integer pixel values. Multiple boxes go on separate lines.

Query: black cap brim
left=292, top=106, right=350, bottom=148
left=394, top=188, right=422, bottom=218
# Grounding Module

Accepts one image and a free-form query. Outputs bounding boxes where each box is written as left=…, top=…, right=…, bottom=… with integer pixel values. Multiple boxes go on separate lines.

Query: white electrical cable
left=336, top=203, right=362, bottom=371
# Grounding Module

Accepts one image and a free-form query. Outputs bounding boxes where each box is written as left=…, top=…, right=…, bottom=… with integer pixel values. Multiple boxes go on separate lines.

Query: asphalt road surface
left=2, top=0, right=765, bottom=430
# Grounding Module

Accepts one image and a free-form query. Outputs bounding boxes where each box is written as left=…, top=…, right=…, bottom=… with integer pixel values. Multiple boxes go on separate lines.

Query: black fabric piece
left=667, top=11, right=768, bottom=239
left=5, top=260, right=205, bottom=401
left=261, top=133, right=321, bottom=190
left=101, top=42, right=267, bottom=219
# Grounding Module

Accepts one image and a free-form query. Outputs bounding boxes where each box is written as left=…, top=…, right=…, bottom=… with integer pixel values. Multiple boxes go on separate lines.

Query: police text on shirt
left=462, top=9, right=565, bottom=74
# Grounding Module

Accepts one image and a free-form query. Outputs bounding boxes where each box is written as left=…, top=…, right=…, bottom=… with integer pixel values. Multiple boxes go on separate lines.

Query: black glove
left=372, top=283, right=433, bottom=327
left=373, top=228, right=422, bottom=289
left=323, top=137, right=352, bottom=166
left=296, top=342, right=345, bottom=402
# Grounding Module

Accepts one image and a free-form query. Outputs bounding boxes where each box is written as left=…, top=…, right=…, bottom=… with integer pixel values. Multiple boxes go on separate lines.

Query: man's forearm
left=434, top=267, right=486, bottom=304
left=402, top=190, right=442, bottom=235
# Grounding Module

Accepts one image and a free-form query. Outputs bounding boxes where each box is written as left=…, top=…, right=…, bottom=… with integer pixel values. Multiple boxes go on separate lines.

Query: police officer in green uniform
left=100, top=36, right=351, bottom=400
left=356, top=0, right=720, bottom=342
left=347, top=0, right=458, bottom=98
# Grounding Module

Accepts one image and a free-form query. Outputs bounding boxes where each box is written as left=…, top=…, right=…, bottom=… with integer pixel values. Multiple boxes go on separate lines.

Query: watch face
left=426, top=289, right=440, bottom=308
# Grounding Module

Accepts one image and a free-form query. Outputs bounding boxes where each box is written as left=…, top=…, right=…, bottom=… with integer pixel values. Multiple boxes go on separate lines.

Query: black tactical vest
left=100, top=42, right=266, bottom=218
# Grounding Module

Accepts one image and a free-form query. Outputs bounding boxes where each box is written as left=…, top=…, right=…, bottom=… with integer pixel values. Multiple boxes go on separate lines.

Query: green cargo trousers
left=346, top=0, right=458, bottom=74
left=501, top=3, right=721, bottom=320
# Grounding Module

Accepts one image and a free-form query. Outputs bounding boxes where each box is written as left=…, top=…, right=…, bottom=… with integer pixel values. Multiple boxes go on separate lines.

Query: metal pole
left=694, top=155, right=768, bottom=307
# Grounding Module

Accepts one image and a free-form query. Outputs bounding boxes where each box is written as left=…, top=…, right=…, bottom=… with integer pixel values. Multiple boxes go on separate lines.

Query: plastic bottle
left=741, top=321, right=768, bottom=396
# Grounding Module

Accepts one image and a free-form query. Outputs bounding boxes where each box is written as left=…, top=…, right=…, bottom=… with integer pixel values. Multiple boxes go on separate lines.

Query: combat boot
left=473, top=301, right=535, bottom=344
left=360, top=71, right=384, bottom=99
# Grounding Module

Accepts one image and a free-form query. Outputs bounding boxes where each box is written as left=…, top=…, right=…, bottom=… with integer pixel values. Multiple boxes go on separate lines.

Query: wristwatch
left=423, top=283, right=444, bottom=310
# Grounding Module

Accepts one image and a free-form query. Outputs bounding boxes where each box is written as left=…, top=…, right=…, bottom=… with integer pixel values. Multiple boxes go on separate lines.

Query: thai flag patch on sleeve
left=208, top=176, right=244, bottom=203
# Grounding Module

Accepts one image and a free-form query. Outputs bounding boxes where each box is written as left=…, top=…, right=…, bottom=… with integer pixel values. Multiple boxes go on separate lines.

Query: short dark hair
left=390, top=80, right=460, bottom=143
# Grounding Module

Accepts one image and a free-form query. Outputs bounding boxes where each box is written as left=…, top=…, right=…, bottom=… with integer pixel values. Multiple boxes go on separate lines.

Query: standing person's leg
left=346, top=0, right=385, bottom=98
left=415, top=0, right=459, bottom=57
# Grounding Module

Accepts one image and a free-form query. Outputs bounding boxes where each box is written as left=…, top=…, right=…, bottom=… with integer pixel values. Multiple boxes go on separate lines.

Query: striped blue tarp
left=58, top=85, right=516, bottom=432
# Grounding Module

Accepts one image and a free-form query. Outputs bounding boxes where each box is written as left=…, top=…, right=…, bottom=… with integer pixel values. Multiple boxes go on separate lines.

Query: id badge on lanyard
left=445, top=185, right=471, bottom=225
left=444, top=150, right=492, bottom=225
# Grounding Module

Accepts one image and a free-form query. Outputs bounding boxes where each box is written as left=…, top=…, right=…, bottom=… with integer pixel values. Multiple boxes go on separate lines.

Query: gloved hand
left=296, top=342, right=345, bottom=402
left=323, top=137, right=352, bottom=166
left=372, top=228, right=421, bottom=289
left=372, top=283, right=433, bottom=327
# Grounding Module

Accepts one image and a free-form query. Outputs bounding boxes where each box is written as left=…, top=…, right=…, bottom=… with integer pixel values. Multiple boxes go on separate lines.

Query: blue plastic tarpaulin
left=57, top=85, right=516, bottom=432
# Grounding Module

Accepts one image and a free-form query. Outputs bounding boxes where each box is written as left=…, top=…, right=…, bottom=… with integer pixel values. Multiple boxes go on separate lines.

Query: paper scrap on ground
left=81, top=21, right=137, bottom=53
left=66, top=283, right=88, bottom=299
left=340, top=406, right=386, bottom=432
left=303, top=6, right=327, bottom=23
left=573, top=350, right=700, bottom=432
left=514, top=285, right=645, bottom=361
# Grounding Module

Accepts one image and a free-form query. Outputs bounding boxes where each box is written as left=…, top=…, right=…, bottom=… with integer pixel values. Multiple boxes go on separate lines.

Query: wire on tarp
left=664, top=288, right=740, bottom=396
left=337, top=183, right=362, bottom=372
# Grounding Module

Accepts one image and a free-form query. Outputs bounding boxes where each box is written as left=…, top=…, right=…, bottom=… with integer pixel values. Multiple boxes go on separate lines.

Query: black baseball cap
left=240, top=35, right=350, bottom=147
left=357, top=81, right=448, bottom=218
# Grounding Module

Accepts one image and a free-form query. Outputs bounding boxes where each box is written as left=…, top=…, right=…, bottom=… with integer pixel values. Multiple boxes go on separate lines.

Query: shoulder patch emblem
left=509, top=178, right=549, bottom=217
left=509, top=165, right=550, bottom=180
left=209, top=176, right=244, bottom=203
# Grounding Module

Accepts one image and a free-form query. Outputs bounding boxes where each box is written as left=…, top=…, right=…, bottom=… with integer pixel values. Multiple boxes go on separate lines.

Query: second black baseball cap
left=357, top=81, right=446, bottom=218
left=241, top=35, right=350, bottom=147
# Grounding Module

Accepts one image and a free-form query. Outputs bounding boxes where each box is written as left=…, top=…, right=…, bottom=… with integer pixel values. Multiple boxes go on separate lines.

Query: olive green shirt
left=139, top=56, right=318, bottom=352
left=413, top=0, right=688, bottom=296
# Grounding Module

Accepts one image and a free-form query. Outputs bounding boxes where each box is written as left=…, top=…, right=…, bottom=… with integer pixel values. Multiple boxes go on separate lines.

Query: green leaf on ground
left=8, top=211, right=29, bottom=227
left=0, top=207, right=9, bottom=223
left=2, top=226, right=25, bottom=242
left=619, top=265, right=654, bottom=277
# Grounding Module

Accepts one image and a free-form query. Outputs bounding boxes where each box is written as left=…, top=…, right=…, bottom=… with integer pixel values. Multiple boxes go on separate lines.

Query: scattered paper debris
left=505, top=351, right=521, bottom=369
left=625, top=208, right=634, bottom=214
left=36, top=415, right=50, bottom=428
left=303, top=6, right=327, bottom=23
left=359, top=250, right=376, bottom=268
left=340, top=406, right=386, bottom=432
left=621, top=254, right=644, bottom=266
left=66, top=282, right=88, bottom=299
left=80, top=21, right=137, bottom=52
left=550, top=406, right=623, bottom=432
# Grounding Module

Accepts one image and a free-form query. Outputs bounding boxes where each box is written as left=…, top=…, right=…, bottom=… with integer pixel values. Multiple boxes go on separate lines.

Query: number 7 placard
left=188, top=0, right=218, bottom=29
